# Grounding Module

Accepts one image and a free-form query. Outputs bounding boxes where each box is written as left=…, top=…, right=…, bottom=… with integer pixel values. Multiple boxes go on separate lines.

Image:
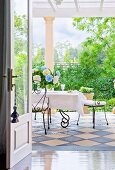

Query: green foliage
left=14, top=14, right=28, bottom=55
left=14, top=13, right=28, bottom=115
left=54, top=41, right=78, bottom=63
left=55, top=63, right=115, bottom=102
left=32, top=18, right=115, bottom=112
left=14, top=16, right=115, bottom=113
left=73, top=17, right=115, bottom=40
left=32, top=45, right=45, bottom=68
left=71, top=17, right=115, bottom=101
left=73, top=17, right=115, bottom=81
left=106, top=98, right=115, bottom=111
left=55, top=64, right=81, bottom=90
left=107, top=98, right=115, bottom=107
left=79, top=87, right=94, bottom=93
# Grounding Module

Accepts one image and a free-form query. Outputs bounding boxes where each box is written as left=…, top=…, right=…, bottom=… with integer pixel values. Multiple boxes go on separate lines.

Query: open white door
left=6, top=0, right=32, bottom=168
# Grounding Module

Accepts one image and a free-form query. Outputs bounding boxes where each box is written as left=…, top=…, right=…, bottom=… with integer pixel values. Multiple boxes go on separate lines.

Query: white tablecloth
left=32, top=91, right=86, bottom=116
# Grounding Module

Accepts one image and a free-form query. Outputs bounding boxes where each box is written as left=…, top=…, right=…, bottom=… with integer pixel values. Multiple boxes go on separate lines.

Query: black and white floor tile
left=32, top=111, right=115, bottom=151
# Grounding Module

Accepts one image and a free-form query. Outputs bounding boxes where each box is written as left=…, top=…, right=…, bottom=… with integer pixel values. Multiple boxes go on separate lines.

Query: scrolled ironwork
left=59, top=109, right=70, bottom=128
left=32, top=87, right=49, bottom=135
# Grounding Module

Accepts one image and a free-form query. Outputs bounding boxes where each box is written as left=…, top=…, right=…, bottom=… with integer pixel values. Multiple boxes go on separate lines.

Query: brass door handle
left=11, top=69, right=18, bottom=91
left=12, top=75, right=18, bottom=78
left=3, top=73, right=18, bottom=78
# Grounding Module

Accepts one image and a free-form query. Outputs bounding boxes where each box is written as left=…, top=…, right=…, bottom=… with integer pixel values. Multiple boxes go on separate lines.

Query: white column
left=44, top=17, right=55, bottom=71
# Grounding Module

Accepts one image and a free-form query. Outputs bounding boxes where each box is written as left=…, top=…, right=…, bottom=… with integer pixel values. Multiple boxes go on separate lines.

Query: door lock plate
left=8, top=68, right=18, bottom=91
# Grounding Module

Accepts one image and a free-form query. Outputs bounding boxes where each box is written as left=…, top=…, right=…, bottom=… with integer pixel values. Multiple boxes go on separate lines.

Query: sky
left=14, top=1, right=89, bottom=48
left=33, top=18, right=89, bottom=48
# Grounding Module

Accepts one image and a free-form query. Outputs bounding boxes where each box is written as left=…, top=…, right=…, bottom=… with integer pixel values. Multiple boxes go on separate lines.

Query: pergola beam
left=48, top=0, right=56, bottom=12
left=33, top=7, right=115, bottom=17
left=100, top=0, right=104, bottom=10
left=74, top=0, right=79, bottom=11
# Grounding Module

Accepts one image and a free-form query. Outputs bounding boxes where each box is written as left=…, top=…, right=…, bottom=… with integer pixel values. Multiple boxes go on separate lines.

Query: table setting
left=32, top=65, right=87, bottom=130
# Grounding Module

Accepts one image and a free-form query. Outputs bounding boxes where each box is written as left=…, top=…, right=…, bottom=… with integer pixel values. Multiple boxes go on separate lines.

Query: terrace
left=0, top=0, right=115, bottom=169
left=7, top=0, right=115, bottom=156
left=31, top=0, right=115, bottom=151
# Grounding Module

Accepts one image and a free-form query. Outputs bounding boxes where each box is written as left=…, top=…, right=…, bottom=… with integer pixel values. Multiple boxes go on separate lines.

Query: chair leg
left=93, top=107, right=95, bottom=129
left=49, top=108, right=52, bottom=123
left=77, top=113, right=80, bottom=125
left=43, top=112, right=47, bottom=135
left=48, top=109, right=50, bottom=129
left=34, top=112, right=37, bottom=120
left=104, top=107, right=109, bottom=125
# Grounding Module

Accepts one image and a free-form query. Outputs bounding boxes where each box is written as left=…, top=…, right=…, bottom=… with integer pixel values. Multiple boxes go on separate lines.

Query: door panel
left=10, top=114, right=31, bottom=168
left=9, top=154, right=31, bottom=170
left=9, top=0, right=32, bottom=168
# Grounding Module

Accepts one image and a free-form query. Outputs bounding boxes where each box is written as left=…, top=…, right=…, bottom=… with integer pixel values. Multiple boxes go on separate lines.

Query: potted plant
left=107, top=98, right=115, bottom=114
left=79, top=86, right=94, bottom=99
left=79, top=86, right=94, bottom=113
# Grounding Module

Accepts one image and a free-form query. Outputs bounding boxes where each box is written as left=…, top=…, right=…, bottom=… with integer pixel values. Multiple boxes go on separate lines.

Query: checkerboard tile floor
left=32, top=111, right=115, bottom=151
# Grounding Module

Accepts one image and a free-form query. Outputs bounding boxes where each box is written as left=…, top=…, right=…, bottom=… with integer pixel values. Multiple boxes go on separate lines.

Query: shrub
left=107, top=98, right=115, bottom=107
left=79, top=86, right=94, bottom=93
left=54, top=63, right=115, bottom=101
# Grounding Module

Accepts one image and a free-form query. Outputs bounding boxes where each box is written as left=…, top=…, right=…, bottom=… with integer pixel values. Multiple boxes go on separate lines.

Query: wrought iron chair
left=77, top=90, right=109, bottom=128
left=32, top=88, right=50, bottom=135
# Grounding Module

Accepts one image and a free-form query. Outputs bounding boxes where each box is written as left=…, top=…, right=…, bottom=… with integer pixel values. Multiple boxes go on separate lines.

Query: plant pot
left=83, top=93, right=94, bottom=114
left=112, top=107, right=115, bottom=114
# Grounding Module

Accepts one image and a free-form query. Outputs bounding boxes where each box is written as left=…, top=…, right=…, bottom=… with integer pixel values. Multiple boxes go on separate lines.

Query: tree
left=14, top=13, right=28, bottom=114
left=64, top=48, right=78, bottom=63
left=14, top=14, right=28, bottom=56
left=32, top=44, right=45, bottom=68
left=54, top=41, right=78, bottom=63
left=72, top=17, right=115, bottom=99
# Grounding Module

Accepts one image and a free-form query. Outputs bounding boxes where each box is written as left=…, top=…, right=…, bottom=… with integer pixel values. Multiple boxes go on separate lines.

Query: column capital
left=44, top=16, right=55, bottom=22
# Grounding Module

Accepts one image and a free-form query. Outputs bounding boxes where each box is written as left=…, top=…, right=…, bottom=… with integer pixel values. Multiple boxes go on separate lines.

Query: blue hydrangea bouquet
left=32, top=66, right=60, bottom=90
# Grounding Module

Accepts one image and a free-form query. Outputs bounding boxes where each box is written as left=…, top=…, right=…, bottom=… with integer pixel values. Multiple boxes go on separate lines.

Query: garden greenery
left=79, top=87, right=94, bottom=93
left=15, top=15, right=115, bottom=112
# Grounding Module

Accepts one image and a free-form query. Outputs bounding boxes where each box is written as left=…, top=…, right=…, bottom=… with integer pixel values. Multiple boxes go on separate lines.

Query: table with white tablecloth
left=32, top=90, right=86, bottom=128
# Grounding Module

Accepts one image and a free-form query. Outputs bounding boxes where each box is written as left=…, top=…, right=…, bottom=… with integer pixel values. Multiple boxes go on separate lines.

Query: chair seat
left=84, top=100, right=106, bottom=107
left=32, top=103, right=48, bottom=112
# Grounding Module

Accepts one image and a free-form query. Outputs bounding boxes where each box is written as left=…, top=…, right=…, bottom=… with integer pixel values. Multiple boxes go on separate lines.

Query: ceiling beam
left=33, top=7, right=115, bottom=17
left=100, top=0, right=104, bottom=10
left=48, top=0, right=56, bottom=12
left=74, top=0, right=79, bottom=11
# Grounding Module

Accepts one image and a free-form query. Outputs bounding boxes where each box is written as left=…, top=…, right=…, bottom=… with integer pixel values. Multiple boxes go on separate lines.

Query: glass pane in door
left=13, top=0, right=28, bottom=115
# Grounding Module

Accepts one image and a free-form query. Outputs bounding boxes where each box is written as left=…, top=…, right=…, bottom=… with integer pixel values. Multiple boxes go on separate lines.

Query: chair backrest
left=32, top=90, right=49, bottom=109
